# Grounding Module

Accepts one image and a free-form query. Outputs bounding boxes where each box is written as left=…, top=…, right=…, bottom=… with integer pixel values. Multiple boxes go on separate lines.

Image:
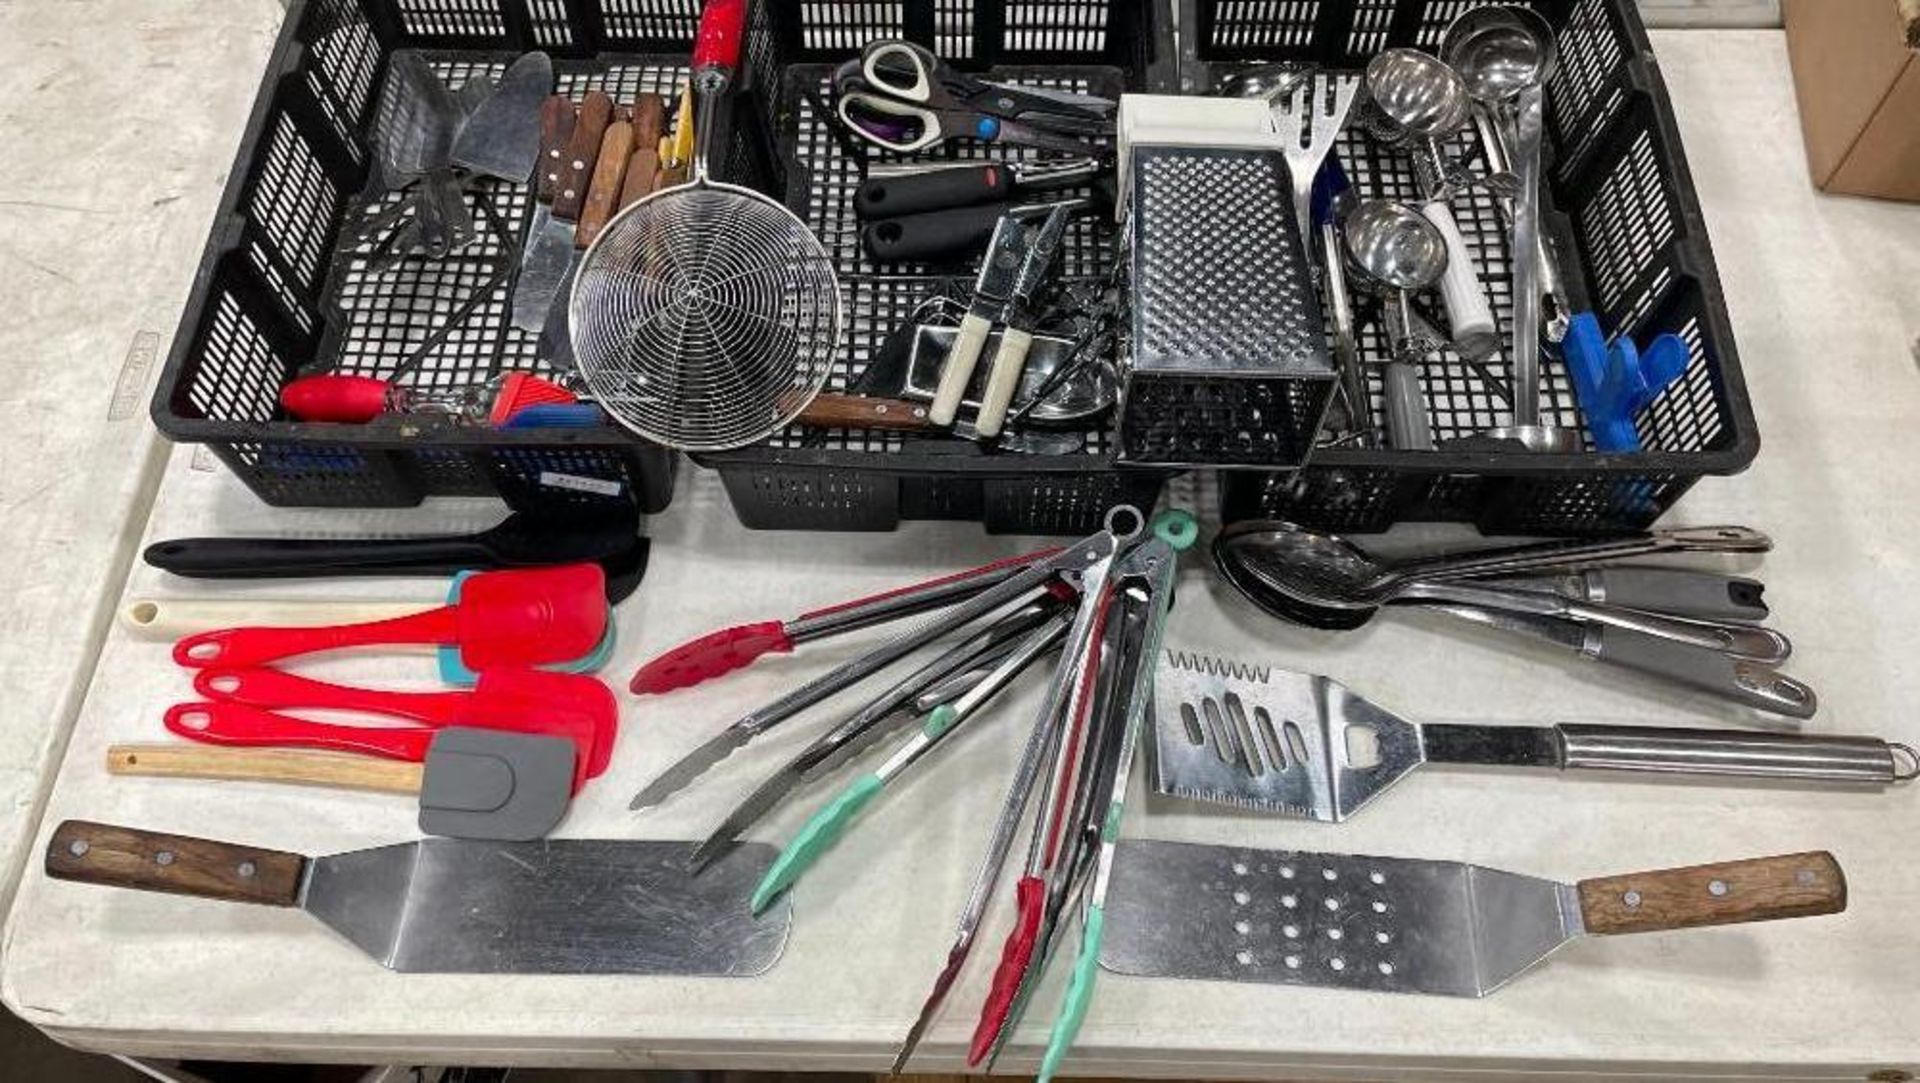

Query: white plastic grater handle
left=930, top=312, right=995, bottom=426
left=1421, top=202, right=1499, bottom=360
left=974, top=328, right=1035, bottom=439
left=120, top=597, right=436, bottom=641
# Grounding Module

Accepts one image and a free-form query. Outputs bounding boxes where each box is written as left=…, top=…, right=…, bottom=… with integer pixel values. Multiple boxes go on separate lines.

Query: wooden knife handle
left=1577, top=852, right=1846, bottom=935
left=108, top=744, right=425, bottom=795
left=552, top=90, right=614, bottom=221
left=620, top=148, right=661, bottom=211
left=45, top=820, right=306, bottom=907
left=798, top=393, right=936, bottom=432
left=535, top=94, right=577, bottom=204
left=575, top=121, right=635, bottom=249
left=631, top=93, right=667, bottom=149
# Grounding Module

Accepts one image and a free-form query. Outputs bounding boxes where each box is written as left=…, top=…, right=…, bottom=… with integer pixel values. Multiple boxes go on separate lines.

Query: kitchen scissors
left=834, top=40, right=1113, bottom=155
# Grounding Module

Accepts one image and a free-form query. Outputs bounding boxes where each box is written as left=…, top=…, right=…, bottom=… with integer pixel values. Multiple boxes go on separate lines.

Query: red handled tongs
left=630, top=549, right=1062, bottom=694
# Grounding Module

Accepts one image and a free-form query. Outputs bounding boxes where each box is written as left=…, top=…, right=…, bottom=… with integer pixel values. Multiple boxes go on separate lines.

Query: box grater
left=1119, top=145, right=1337, bottom=469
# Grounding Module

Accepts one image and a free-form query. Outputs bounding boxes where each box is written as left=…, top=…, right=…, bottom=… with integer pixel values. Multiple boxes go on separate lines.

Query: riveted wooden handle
left=631, top=92, right=667, bottom=149
left=45, top=820, right=306, bottom=907
left=1577, top=851, right=1846, bottom=935
left=574, top=120, right=635, bottom=249
left=552, top=90, right=614, bottom=221
left=535, top=94, right=577, bottom=203
left=619, top=148, right=661, bottom=211
left=109, top=744, right=425, bottom=795
left=797, top=394, right=936, bottom=432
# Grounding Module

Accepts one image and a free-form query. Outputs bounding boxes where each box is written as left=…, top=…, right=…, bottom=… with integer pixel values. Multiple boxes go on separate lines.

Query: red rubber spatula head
left=467, top=669, right=618, bottom=784
left=281, top=375, right=391, bottom=423
left=453, top=564, right=607, bottom=670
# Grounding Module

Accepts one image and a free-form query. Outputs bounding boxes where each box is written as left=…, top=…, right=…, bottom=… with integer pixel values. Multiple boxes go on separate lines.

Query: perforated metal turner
left=1101, top=839, right=1846, bottom=997
left=1149, top=652, right=1915, bottom=820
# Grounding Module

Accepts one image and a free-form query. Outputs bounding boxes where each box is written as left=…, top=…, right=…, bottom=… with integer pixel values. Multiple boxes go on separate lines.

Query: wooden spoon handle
left=109, top=744, right=425, bottom=795
left=1577, top=851, right=1846, bottom=935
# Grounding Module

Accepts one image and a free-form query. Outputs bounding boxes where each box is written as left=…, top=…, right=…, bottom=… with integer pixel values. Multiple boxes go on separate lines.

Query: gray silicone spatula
left=1100, top=839, right=1846, bottom=997
left=46, top=820, right=790, bottom=975
left=108, top=727, right=574, bottom=842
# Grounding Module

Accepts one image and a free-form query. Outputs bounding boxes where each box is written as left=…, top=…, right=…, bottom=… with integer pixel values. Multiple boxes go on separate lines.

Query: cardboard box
left=1782, top=0, right=1920, bottom=200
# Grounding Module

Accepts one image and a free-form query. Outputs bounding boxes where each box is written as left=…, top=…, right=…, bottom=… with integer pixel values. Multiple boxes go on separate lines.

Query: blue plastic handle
left=495, top=403, right=604, bottom=429
left=1562, top=313, right=1689, bottom=454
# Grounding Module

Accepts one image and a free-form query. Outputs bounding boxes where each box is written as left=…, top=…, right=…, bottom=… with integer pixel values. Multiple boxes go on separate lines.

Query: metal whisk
left=570, top=0, right=842, bottom=452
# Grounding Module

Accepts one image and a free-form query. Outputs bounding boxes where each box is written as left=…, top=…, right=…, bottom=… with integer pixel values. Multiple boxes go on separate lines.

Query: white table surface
left=0, top=0, right=283, bottom=916
left=4, top=25, right=1919, bottom=1082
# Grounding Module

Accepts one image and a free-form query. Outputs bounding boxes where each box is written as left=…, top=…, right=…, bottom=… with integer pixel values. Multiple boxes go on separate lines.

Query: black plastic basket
left=691, top=1, right=1175, bottom=535
left=1185, top=0, right=1759, bottom=536
left=147, top=0, right=737, bottom=513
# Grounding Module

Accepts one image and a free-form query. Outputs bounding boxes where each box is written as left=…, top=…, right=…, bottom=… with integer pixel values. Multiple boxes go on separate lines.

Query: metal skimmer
left=570, top=0, right=840, bottom=451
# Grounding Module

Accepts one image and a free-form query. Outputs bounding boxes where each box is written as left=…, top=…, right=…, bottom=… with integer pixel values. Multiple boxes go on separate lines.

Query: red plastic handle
left=280, top=374, right=392, bottom=423
left=165, top=702, right=433, bottom=762
left=629, top=620, right=793, bottom=695
left=172, top=607, right=460, bottom=669
left=195, top=667, right=474, bottom=726
left=968, top=875, right=1046, bottom=1065
left=692, top=0, right=747, bottom=73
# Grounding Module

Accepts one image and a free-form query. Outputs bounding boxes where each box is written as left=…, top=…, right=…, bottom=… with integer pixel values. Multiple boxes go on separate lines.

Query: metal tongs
left=627, top=513, right=1137, bottom=811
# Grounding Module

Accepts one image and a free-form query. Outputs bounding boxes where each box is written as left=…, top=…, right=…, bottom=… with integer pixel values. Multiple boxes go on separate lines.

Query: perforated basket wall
left=147, top=0, right=782, bottom=512
left=691, top=1, right=1175, bottom=535
left=1182, top=0, right=1757, bottom=535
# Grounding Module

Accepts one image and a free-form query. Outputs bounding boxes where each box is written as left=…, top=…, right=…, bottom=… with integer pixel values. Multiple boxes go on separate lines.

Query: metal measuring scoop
left=1343, top=200, right=1448, bottom=451
left=1445, top=6, right=1580, bottom=453
left=1361, top=49, right=1502, bottom=363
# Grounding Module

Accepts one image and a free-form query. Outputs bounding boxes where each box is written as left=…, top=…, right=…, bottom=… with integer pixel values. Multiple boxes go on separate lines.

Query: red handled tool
left=164, top=700, right=598, bottom=795
left=173, top=564, right=606, bottom=671
left=630, top=549, right=1062, bottom=694
left=192, top=666, right=616, bottom=782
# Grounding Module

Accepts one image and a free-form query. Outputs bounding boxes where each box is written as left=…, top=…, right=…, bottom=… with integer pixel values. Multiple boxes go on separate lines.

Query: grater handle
left=1576, top=852, right=1845, bottom=935
left=974, top=328, right=1034, bottom=438
left=931, top=313, right=995, bottom=426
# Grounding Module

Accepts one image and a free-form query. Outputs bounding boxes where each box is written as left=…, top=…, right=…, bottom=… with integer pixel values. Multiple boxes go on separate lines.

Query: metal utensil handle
left=1398, top=525, right=1772, bottom=583
left=1557, top=724, right=1913, bottom=783
left=1585, top=629, right=1816, bottom=718
left=1507, top=86, right=1547, bottom=426
left=1407, top=581, right=1790, bottom=662
left=787, top=548, right=1059, bottom=641
left=1320, top=221, right=1372, bottom=444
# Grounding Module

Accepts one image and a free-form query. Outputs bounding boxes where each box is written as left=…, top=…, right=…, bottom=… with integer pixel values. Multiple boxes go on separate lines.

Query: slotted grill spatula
left=1100, top=839, right=1846, bottom=997
left=1150, top=652, right=1915, bottom=820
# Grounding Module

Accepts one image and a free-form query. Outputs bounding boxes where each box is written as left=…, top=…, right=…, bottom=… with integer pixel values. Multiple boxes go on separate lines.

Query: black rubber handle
left=855, top=166, right=1012, bottom=219
left=143, top=536, right=495, bottom=580
left=861, top=202, right=1008, bottom=263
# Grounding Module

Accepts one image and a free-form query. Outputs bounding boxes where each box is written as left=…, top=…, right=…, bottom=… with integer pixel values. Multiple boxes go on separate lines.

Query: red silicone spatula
left=193, top=667, right=616, bottom=780
left=164, top=701, right=595, bottom=795
left=172, top=564, right=606, bottom=671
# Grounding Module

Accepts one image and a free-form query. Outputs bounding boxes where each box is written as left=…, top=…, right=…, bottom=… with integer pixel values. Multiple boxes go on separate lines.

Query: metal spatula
left=1100, top=839, right=1845, bottom=997
left=46, top=821, right=789, bottom=975
left=1150, top=652, right=1915, bottom=819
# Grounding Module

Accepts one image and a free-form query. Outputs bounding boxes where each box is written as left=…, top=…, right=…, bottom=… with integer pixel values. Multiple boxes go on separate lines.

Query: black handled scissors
left=834, top=40, right=1114, bottom=156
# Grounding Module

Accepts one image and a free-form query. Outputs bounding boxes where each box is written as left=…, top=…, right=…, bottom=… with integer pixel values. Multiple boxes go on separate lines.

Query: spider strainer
left=569, top=0, right=841, bottom=452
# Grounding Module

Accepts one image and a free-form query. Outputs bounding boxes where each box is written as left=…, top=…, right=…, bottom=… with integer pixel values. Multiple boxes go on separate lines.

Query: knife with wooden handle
left=552, top=91, right=614, bottom=221
left=575, top=119, right=635, bottom=248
